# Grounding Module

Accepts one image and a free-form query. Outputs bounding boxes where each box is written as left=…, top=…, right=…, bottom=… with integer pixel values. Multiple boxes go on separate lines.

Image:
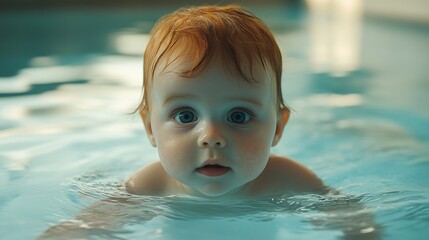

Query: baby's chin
left=194, top=183, right=246, bottom=198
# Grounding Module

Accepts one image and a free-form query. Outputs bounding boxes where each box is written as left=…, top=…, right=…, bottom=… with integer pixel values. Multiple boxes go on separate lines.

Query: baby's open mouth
left=196, top=164, right=231, bottom=177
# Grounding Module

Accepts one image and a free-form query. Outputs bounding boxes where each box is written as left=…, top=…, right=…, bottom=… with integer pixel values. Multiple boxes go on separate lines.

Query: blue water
left=1, top=5, right=429, bottom=240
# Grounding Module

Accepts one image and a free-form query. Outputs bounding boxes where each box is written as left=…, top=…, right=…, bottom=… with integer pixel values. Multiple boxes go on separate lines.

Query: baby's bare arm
left=38, top=196, right=154, bottom=239
left=39, top=162, right=166, bottom=239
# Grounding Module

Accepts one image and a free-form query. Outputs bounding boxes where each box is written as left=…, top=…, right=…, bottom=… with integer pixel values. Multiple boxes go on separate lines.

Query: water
left=1, top=5, right=429, bottom=240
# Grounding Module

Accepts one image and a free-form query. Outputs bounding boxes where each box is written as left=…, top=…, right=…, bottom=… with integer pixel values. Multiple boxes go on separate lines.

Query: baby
left=126, top=5, right=324, bottom=198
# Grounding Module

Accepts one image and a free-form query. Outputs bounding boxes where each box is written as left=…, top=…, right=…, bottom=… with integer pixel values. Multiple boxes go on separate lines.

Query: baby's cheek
left=159, top=140, right=181, bottom=161
left=235, top=134, right=271, bottom=166
left=157, top=133, right=196, bottom=171
left=242, top=127, right=272, bottom=151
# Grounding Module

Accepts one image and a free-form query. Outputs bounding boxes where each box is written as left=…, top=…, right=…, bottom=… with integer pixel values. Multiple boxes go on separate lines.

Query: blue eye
left=227, top=110, right=251, bottom=124
left=174, top=110, right=198, bottom=123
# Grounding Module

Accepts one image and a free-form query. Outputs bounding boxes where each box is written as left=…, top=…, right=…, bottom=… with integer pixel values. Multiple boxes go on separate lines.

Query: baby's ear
left=271, top=108, right=290, bottom=146
left=140, top=109, right=157, bottom=147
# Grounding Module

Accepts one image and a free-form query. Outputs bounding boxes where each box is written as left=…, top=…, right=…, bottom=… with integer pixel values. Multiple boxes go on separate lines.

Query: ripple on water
left=64, top=174, right=384, bottom=232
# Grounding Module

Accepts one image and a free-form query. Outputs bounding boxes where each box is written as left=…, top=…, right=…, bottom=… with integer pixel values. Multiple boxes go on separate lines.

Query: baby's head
left=138, top=5, right=290, bottom=197
left=138, top=5, right=287, bottom=114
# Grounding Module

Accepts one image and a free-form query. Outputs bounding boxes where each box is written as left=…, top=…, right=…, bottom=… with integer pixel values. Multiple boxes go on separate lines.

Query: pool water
left=1, top=5, right=429, bottom=240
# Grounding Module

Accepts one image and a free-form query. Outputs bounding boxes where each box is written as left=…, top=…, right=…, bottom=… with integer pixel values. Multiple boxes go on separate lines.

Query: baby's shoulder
left=125, top=161, right=168, bottom=195
left=252, top=155, right=325, bottom=195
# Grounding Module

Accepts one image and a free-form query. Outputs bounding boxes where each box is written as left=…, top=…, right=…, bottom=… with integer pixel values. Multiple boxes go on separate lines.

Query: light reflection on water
left=0, top=3, right=429, bottom=240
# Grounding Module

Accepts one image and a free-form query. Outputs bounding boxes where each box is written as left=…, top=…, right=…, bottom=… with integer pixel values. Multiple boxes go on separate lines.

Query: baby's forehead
left=154, top=52, right=274, bottom=86
left=151, top=58, right=277, bottom=107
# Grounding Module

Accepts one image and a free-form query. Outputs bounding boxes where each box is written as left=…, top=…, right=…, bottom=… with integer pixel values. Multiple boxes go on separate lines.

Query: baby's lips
left=198, top=163, right=228, bottom=169
left=196, top=164, right=231, bottom=177
left=198, top=159, right=227, bottom=168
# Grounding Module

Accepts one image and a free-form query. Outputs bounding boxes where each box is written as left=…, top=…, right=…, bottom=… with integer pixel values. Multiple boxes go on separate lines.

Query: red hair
left=138, top=5, right=286, bottom=112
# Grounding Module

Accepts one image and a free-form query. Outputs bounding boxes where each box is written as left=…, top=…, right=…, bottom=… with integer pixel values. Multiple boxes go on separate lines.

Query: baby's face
left=145, top=58, right=282, bottom=197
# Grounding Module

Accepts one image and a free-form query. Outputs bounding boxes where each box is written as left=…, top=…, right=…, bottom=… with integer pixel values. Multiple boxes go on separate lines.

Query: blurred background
left=0, top=0, right=427, bottom=78
left=0, top=0, right=428, bottom=95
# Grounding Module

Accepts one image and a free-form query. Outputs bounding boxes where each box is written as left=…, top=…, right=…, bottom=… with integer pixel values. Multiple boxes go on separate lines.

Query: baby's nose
left=199, top=138, right=226, bottom=148
left=197, top=123, right=226, bottom=148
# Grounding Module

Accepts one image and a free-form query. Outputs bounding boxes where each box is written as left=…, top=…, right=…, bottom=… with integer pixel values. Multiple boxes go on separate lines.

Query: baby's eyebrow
left=227, top=97, right=263, bottom=107
left=162, top=95, right=263, bottom=108
left=162, top=94, right=197, bottom=106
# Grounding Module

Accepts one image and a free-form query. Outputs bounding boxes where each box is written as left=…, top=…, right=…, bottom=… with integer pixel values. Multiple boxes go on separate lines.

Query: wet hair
left=138, top=5, right=287, bottom=112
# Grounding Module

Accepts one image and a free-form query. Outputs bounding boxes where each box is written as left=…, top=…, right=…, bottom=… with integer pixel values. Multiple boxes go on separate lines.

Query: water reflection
left=296, top=93, right=363, bottom=107
left=0, top=29, right=146, bottom=176
left=86, top=55, right=143, bottom=86
left=306, top=0, right=362, bottom=77
left=111, top=31, right=149, bottom=56
left=4, top=152, right=30, bottom=171
left=30, top=56, right=59, bottom=68
left=0, top=55, right=142, bottom=97
left=0, top=76, right=30, bottom=94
